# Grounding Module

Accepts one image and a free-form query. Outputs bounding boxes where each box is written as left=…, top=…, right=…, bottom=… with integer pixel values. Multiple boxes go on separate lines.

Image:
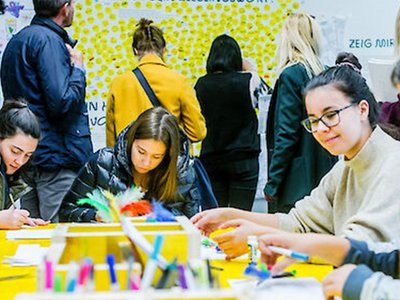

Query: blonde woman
left=264, top=13, right=337, bottom=213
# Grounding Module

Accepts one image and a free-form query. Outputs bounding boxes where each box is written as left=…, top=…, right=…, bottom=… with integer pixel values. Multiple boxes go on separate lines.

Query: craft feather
left=77, top=188, right=112, bottom=222
left=146, top=199, right=175, bottom=222
left=117, top=185, right=145, bottom=207
left=120, top=200, right=153, bottom=217
left=102, top=190, right=121, bottom=222
left=117, top=185, right=152, bottom=217
left=77, top=185, right=151, bottom=222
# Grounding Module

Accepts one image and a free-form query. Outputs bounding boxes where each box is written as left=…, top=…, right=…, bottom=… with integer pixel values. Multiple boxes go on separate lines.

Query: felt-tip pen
left=106, top=254, right=119, bottom=290
left=141, top=235, right=164, bottom=289
left=268, top=246, right=309, bottom=261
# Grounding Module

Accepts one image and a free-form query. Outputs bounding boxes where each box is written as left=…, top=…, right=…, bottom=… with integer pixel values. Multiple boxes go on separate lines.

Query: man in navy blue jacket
left=0, top=0, right=93, bottom=222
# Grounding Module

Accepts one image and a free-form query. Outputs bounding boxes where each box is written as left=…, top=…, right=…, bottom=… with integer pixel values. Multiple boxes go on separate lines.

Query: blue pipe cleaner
left=243, top=264, right=271, bottom=281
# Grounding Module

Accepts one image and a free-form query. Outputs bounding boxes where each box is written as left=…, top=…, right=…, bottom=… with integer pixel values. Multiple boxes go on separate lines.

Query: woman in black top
left=194, top=34, right=267, bottom=211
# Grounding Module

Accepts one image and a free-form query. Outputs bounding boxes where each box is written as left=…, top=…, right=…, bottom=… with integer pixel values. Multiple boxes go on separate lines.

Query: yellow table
left=212, top=258, right=333, bottom=288
left=0, top=226, right=54, bottom=300
left=1, top=224, right=333, bottom=300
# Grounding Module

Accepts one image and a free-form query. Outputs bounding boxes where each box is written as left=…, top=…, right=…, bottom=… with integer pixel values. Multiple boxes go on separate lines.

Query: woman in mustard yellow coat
left=106, top=18, right=206, bottom=147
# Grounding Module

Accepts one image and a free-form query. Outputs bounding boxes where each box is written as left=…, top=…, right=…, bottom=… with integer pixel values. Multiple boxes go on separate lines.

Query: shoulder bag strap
left=132, top=67, right=162, bottom=107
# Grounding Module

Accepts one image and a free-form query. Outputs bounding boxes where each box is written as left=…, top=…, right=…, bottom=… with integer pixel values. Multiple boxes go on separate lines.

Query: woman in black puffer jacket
left=59, top=107, right=200, bottom=222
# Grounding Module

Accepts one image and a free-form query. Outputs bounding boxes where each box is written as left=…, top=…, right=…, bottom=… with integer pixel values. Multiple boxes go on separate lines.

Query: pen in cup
left=106, top=254, right=119, bottom=290
left=141, top=235, right=164, bottom=289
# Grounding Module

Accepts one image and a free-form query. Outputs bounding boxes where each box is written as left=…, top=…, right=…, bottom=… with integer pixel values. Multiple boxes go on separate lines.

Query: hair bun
left=335, top=52, right=362, bottom=73
left=137, top=18, right=153, bottom=28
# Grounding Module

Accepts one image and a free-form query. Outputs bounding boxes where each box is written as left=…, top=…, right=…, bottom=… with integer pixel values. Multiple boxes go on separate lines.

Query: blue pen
left=141, top=235, right=164, bottom=289
left=268, top=246, right=309, bottom=261
left=106, top=254, right=119, bottom=290
left=85, top=258, right=95, bottom=292
left=66, top=261, right=78, bottom=292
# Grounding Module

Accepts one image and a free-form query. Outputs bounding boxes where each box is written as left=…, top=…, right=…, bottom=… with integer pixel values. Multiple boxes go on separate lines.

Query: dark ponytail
left=304, top=65, right=379, bottom=127
left=0, top=99, right=40, bottom=140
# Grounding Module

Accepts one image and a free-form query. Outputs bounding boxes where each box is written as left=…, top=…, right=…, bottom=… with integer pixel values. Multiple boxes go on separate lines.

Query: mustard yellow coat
left=106, top=54, right=207, bottom=147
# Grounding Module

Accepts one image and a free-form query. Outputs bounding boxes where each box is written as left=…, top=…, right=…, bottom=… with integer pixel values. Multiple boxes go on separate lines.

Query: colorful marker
left=65, top=261, right=78, bottom=292
left=141, top=235, right=164, bottom=289
left=44, top=259, right=53, bottom=292
left=268, top=246, right=309, bottom=261
left=130, top=262, right=142, bottom=290
left=271, top=271, right=296, bottom=278
left=106, top=254, right=119, bottom=290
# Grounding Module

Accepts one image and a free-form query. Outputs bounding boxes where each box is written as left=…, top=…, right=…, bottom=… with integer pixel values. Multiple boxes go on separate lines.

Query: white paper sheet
left=6, top=229, right=54, bottom=240
left=4, top=244, right=48, bottom=266
left=229, top=277, right=325, bottom=300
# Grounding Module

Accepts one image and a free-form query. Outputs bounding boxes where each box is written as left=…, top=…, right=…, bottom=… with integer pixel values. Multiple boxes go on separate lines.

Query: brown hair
left=132, top=18, right=166, bottom=58
left=126, top=107, right=180, bottom=203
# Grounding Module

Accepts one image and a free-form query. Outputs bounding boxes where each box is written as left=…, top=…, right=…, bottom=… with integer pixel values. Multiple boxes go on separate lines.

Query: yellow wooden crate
left=15, top=290, right=244, bottom=300
left=43, top=216, right=200, bottom=291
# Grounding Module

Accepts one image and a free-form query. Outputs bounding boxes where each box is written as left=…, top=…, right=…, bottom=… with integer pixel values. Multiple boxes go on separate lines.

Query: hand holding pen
left=258, top=231, right=312, bottom=275
left=0, top=208, right=29, bottom=229
left=258, top=231, right=351, bottom=275
left=0, top=195, right=49, bottom=229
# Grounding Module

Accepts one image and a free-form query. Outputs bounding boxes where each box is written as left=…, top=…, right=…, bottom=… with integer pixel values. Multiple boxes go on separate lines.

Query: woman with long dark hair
left=61, top=107, right=200, bottom=221
left=0, top=99, right=48, bottom=229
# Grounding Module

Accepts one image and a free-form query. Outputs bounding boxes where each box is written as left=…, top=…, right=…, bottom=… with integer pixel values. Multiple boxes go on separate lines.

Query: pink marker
left=45, top=259, right=53, bottom=291
left=77, top=262, right=90, bottom=291
left=130, top=262, right=141, bottom=290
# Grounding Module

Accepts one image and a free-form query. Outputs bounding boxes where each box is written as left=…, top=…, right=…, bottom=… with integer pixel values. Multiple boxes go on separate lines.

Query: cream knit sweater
left=277, top=126, right=400, bottom=243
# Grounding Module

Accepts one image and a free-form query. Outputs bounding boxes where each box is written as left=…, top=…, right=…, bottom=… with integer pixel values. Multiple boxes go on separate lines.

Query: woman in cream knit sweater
left=192, top=65, right=400, bottom=260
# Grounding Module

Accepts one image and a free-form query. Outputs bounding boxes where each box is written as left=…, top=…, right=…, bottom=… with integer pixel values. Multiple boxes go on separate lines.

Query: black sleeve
left=264, top=68, right=307, bottom=198
left=59, top=153, right=100, bottom=222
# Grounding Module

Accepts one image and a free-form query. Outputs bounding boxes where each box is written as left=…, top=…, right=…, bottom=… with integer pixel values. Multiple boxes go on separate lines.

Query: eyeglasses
left=301, top=103, right=355, bottom=133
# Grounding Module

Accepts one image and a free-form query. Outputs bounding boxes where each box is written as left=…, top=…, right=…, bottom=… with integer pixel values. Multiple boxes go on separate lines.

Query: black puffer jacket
left=59, top=123, right=200, bottom=222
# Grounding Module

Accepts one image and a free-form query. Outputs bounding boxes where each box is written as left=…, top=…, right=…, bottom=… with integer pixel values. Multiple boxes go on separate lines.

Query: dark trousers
left=21, top=168, right=77, bottom=222
left=203, top=157, right=259, bottom=211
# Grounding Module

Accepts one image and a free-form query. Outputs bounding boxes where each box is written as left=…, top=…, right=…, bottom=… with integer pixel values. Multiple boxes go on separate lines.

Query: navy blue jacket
left=342, top=239, right=400, bottom=300
left=59, top=122, right=200, bottom=222
left=0, top=15, right=93, bottom=171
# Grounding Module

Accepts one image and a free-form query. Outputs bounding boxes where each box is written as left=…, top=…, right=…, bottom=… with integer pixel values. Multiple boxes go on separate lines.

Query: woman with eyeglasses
left=263, top=12, right=337, bottom=213
left=191, top=65, right=400, bottom=260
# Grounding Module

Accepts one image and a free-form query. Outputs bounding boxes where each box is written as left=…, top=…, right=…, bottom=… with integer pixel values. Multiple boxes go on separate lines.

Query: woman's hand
left=0, top=208, right=29, bottom=229
left=190, top=208, right=240, bottom=236
left=323, top=264, right=357, bottom=299
left=214, top=219, right=279, bottom=260
left=25, top=217, right=50, bottom=227
left=258, top=232, right=304, bottom=273
left=259, top=232, right=350, bottom=273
